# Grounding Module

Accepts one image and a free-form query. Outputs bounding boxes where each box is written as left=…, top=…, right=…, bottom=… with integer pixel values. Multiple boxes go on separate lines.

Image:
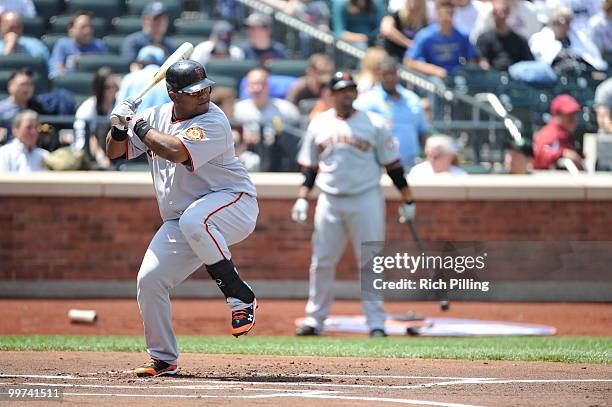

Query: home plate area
left=1, top=352, right=610, bottom=406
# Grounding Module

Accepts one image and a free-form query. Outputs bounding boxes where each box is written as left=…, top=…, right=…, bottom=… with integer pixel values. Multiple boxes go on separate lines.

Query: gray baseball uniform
left=297, top=108, right=400, bottom=331
left=127, top=101, right=258, bottom=364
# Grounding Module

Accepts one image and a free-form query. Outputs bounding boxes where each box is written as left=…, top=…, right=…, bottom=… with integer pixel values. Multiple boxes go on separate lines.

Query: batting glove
left=110, top=99, right=137, bottom=130
left=291, top=198, right=309, bottom=223
left=398, top=201, right=416, bottom=223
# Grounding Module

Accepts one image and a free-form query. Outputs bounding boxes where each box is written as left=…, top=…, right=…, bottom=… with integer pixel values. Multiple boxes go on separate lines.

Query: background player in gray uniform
left=106, top=60, right=258, bottom=377
left=292, top=71, right=416, bottom=337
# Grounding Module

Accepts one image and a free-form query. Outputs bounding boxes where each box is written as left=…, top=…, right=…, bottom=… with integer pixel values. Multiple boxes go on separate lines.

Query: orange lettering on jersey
left=183, top=126, right=206, bottom=141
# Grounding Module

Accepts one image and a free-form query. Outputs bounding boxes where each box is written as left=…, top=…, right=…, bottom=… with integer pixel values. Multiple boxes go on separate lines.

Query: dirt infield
left=1, top=299, right=611, bottom=336
left=1, top=352, right=611, bottom=406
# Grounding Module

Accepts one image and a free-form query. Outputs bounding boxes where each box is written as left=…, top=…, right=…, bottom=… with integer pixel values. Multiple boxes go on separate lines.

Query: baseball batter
left=292, top=71, right=416, bottom=337
left=106, top=60, right=258, bottom=377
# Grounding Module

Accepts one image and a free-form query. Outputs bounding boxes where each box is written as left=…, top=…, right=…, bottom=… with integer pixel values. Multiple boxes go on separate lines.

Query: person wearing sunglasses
left=106, top=59, right=259, bottom=378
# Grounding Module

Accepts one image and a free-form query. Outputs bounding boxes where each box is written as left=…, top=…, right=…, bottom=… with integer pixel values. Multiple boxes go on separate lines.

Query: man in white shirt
left=0, top=110, right=48, bottom=172
left=470, top=0, right=541, bottom=43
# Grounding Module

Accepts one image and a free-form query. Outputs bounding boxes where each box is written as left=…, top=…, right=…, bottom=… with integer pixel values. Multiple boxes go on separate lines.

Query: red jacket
left=532, top=120, right=575, bottom=170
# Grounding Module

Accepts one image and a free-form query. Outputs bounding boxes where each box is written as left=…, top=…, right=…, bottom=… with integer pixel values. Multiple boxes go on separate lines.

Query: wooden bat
left=110, top=42, right=194, bottom=126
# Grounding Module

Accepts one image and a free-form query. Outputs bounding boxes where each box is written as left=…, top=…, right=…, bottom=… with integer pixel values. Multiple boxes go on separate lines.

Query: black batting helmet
left=166, top=59, right=215, bottom=93
left=328, top=71, right=357, bottom=91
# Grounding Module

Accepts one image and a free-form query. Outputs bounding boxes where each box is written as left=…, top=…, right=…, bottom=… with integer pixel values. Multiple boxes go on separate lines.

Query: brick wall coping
left=1, top=171, right=611, bottom=200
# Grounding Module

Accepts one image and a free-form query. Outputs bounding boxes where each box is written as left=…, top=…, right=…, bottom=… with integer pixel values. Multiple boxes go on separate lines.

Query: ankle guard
left=206, top=259, right=255, bottom=304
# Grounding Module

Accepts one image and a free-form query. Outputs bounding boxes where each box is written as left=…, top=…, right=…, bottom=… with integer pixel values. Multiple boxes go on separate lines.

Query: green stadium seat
left=52, top=72, right=94, bottom=94
left=126, top=0, right=181, bottom=21
left=174, top=19, right=215, bottom=36
left=204, top=59, right=258, bottom=84
left=453, top=66, right=505, bottom=94
left=0, top=55, right=47, bottom=77
left=210, top=75, right=238, bottom=91
left=266, top=59, right=308, bottom=78
left=22, top=16, right=46, bottom=37
left=76, top=55, right=132, bottom=74
left=32, top=0, right=63, bottom=21
left=168, top=35, right=207, bottom=50
left=65, top=0, right=124, bottom=20
left=111, top=16, right=143, bottom=35
left=50, top=14, right=108, bottom=37
left=42, top=33, right=64, bottom=51
left=103, top=35, right=126, bottom=54
left=0, top=70, right=49, bottom=93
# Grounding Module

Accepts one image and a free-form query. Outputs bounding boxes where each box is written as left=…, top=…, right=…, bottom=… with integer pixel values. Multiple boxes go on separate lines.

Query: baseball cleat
left=369, top=328, right=388, bottom=338
left=134, top=359, right=179, bottom=377
left=295, top=325, right=322, bottom=336
left=231, top=299, right=257, bottom=337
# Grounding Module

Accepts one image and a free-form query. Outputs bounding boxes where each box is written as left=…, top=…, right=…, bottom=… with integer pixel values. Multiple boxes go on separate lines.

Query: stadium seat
left=41, top=33, right=64, bottom=51
left=65, top=0, right=124, bottom=20
left=0, top=70, right=49, bottom=92
left=210, top=75, right=238, bottom=91
left=174, top=19, right=215, bottom=37
left=0, top=55, right=47, bottom=77
left=168, top=35, right=208, bottom=50
left=265, top=59, right=308, bottom=78
left=21, top=16, right=46, bottom=38
left=111, top=16, right=143, bottom=35
left=32, top=0, right=63, bottom=21
left=74, top=93, right=90, bottom=107
left=50, top=14, right=108, bottom=37
left=76, top=55, right=132, bottom=74
left=52, top=72, right=94, bottom=94
left=205, top=59, right=258, bottom=85
left=453, top=66, right=505, bottom=94
left=103, top=35, right=126, bottom=54
left=126, top=0, right=181, bottom=21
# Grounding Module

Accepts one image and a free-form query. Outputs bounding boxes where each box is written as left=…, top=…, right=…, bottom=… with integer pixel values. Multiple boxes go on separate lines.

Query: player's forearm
left=386, top=162, right=413, bottom=201
left=140, top=128, right=189, bottom=163
left=297, top=186, right=311, bottom=199
left=105, top=130, right=127, bottom=159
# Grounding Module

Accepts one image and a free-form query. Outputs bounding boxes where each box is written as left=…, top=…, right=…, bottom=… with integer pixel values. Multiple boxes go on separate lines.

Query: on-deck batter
left=292, top=71, right=417, bottom=337
left=106, top=60, right=258, bottom=377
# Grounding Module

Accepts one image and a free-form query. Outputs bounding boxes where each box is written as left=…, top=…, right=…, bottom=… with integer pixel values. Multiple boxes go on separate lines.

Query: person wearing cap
left=594, top=77, right=612, bottom=135
left=106, top=59, right=259, bottom=377
left=533, top=94, right=584, bottom=170
left=240, top=12, right=288, bottom=64
left=116, top=45, right=171, bottom=112
left=121, top=1, right=176, bottom=62
left=291, top=71, right=416, bottom=338
left=49, top=10, right=108, bottom=78
left=503, top=138, right=533, bottom=174
left=190, top=20, right=245, bottom=67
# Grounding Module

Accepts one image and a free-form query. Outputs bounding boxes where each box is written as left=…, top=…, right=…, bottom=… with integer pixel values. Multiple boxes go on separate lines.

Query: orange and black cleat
left=134, top=358, right=179, bottom=377
left=231, top=300, right=257, bottom=337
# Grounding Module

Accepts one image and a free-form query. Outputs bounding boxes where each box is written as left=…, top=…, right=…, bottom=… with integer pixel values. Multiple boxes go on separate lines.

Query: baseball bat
left=110, top=42, right=194, bottom=127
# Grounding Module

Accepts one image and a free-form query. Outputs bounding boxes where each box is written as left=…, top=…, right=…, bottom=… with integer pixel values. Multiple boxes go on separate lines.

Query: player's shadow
left=177, top=374, right=331, bottom=383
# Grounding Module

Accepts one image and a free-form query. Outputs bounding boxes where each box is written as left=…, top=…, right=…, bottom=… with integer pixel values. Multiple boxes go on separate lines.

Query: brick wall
left=1, top=196, right=611, bottom=282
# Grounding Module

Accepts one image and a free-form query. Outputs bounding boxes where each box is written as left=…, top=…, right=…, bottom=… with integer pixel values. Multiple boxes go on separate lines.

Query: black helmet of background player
left=328, top=71, right=357, bottom=92
left=166, top=59, right=215, bottom=95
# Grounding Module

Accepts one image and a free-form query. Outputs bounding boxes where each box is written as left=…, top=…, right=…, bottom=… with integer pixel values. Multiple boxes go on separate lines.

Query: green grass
left=0, top=336, right=610, bottom=364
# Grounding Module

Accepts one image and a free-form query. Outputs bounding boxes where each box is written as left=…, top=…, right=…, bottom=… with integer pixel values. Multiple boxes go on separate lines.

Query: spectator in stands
left=0, top=110, right=48, bottom=172
left=504, top=138, right=533, bottom=174
left=429, top=0, right=483, bottom=36
left=533, top=94, right=584, bottom=170
left=355, top=57, right=429, bottom=167
left=0, top=69, right=43, bottom=142
left=408, top=134, right=467, bottom=176
left=594, top=77, right=612, bottom=134
left=355, top=46, right=388, bottom=92
left=234, top=67, right=301, bottom=171
left=286, top=53, right=334, bottom=105
left=283, top=0, right=331, bottom=56
left=0, top=0, right=36, bottom=17
left=121, top=1, right=175, bottom=62
left=547, top=0, right=603, bottom=37
left=49, top=11, right=107, bottom=78
left=476, top=0, right=534, bottom=71
left=240, top=12, right=288, bottom=63
left=470, top=0, right=541, bottom=44
left=117, top=45, right=170, bottom=112
left=380, top=0, right=429, bottom=61
left=72, top=67, right=119, bottom=169
left=529, top=5, right=608, bottom=74
left=0, top=11, right=48, bottom=59
left=332, top=0, right=385, bottom=48
left=588, top=0, right=612, bottom=54
left=308, top=85, right=333, bottom=119
left=191, top=21, right=244, bottom=67
left=404, top=0, right=479, bottom=79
